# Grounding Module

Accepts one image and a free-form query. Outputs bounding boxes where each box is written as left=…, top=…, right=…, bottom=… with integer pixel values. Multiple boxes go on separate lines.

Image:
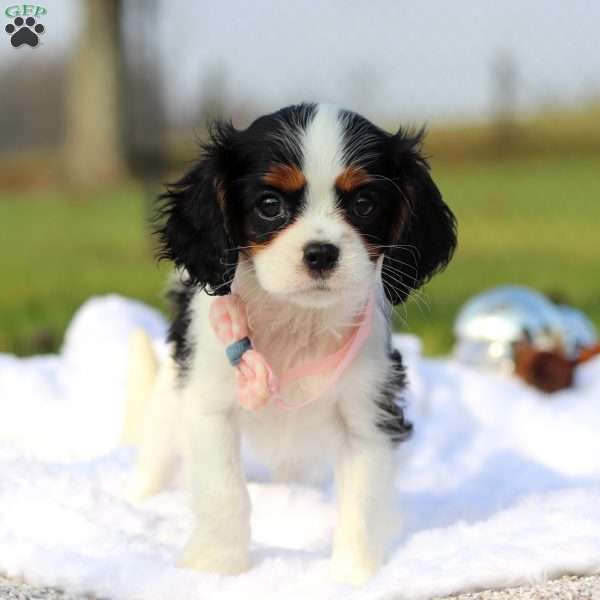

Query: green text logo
left=5, top=4, right=46, bottom=18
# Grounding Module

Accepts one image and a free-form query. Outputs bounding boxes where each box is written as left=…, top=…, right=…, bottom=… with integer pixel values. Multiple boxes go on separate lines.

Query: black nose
left=303, top=242, right=340, bottom=274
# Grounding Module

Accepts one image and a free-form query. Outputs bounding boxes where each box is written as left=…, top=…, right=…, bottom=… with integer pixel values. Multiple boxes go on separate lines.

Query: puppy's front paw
left=331, top=551, right=379, bottom=586
left=178, top=531, right=250, bottom=575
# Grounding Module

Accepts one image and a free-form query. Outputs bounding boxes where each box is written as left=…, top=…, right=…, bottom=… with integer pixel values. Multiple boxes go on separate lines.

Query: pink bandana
left=209, top=293, right=375, bottom=411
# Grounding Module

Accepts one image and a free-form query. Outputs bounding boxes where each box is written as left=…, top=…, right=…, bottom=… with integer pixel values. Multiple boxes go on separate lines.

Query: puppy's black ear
left=156, top=122, right=239, bottom=295
left=383, top=128, right=457, bottom=304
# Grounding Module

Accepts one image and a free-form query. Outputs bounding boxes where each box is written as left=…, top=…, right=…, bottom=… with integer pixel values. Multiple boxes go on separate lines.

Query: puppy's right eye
left=256, top=194, right=285, bottom=221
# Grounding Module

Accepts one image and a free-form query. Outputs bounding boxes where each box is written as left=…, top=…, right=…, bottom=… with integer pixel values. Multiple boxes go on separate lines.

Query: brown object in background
left=515, top=342, right=600, bottom=394
left=514, top=344, right=574, bottom=393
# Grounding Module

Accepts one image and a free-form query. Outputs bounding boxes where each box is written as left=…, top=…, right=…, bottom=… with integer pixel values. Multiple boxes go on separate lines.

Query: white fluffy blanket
left=1, top=296, right=599, bottom=599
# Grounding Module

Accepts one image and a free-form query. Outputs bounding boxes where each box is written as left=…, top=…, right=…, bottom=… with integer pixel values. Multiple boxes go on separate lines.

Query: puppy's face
left=158, top=104, right=456, bottom=307
left=232, top=105, right=399, bottom=308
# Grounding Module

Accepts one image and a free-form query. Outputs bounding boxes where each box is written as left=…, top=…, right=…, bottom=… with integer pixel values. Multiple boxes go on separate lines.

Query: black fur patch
left=227, top=104, right=316, bottom=249
left=380, top=128, right=457, bottom=304
left=376, top=348, right=413, bottom=443
left=234, top=178, right=306, bottom=250
left=155, top=104, right=318, bottom=295
left=165, top=279, right=197, bottom=378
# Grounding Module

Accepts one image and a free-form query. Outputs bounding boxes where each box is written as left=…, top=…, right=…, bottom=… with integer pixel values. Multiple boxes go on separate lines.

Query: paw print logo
left=5, top=16, right=45, bottom=48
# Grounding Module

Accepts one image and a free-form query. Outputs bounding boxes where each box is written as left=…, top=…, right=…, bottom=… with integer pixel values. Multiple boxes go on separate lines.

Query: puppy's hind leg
left=128, top=355, right=179, bottom=501
left=122, top=328, right=159, bottom=446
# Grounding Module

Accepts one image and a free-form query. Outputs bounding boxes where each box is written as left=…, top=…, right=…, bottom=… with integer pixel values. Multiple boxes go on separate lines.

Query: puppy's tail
left=122, top=328, right=159, bottom=447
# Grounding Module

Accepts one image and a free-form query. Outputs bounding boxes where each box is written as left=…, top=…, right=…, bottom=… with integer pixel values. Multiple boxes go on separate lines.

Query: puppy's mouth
left=312, top=279, right=332, bottom=292
left=273, top=275, right=342, bottom=306
left=287, top=280, right=333, bottom=295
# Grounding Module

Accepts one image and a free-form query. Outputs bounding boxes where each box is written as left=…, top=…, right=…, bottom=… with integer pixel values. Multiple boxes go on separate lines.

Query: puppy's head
left=157, top=103, right=456, bottom=307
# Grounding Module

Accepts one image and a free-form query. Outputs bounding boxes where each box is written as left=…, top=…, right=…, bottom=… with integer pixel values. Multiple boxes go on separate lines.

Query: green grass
left=1, top=154, right=599, bottom=356
left=0, top=184, right=169, bottom=354
left=398, top=154, right=600, bottom=352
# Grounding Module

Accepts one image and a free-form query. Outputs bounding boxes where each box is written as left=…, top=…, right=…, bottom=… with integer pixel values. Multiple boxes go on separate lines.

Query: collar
left=210, top=290, right=375, bottom=411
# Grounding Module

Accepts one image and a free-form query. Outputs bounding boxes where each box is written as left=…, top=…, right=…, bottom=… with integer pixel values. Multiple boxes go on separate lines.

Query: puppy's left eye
left=351, top=194, right=378, bottom=219
left=256, top=194, right=285, bottom=221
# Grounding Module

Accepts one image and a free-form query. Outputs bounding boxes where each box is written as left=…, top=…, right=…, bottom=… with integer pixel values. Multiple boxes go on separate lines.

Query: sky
left=2, top=0, right=599, bottom=125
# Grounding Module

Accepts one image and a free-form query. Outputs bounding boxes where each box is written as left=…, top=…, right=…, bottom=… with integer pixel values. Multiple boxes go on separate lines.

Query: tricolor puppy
left=129, top=103, right=456, bottom=584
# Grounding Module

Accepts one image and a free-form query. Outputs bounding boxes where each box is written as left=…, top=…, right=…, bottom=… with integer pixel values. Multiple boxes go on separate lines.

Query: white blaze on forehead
left=301, top=104, right=345, bottom=215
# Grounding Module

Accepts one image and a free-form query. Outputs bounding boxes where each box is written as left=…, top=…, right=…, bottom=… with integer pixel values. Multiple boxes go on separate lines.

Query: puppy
left=128, top=103, right=456, bottom=584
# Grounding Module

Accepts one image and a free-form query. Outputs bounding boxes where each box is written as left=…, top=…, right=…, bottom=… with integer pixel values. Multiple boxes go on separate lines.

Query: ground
left=2, top=574, right=599, bottom=599
left=0, top=575, right=97, bottom=599
left=437, top=575, right=600, bottom=600
left=1, top=154, right=599, bottom=356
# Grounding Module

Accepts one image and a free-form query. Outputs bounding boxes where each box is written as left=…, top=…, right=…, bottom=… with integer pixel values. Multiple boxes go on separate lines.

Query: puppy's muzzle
left=303, top=242, right=339, bottom=278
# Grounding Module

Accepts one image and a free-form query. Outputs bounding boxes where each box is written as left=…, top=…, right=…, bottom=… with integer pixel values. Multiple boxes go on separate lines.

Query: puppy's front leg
left=179, top=395, right=251, bottom=574
left=331, top=434, right=396, bottom=585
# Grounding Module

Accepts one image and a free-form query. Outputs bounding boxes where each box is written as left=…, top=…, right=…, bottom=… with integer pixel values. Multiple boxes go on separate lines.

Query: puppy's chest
left=237, top=298, right=390, bottom=462
left=243, top=323, right=385, bottom=430
left=245, top=303, right=388, bottom=400
left=251, top=325, right=336, bottom=377
left=239, top=339, right=384, bottom=469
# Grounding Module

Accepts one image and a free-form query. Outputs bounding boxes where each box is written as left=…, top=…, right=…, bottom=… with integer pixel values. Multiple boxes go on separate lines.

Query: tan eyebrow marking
left=262, top=164, right=306, bottom=192
left=335, top=166, right=372, bottom=193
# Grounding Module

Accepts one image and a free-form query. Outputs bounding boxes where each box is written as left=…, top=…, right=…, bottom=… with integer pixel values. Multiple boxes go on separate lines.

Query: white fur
left=129, top=104, right=401, bottom=585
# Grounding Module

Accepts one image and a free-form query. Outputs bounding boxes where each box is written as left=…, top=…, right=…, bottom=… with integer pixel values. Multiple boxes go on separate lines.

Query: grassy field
left=0, top=185, right=169, bottom=355
left=1, top=153, right=599, bottom=356
left=401, top=153, right=600, bottom=351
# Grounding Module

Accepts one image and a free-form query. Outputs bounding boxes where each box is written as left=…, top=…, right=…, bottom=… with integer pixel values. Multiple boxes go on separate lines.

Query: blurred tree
left=63, top=0, right=126, bottom=186
left=0, top=60, right=67, bottom=155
